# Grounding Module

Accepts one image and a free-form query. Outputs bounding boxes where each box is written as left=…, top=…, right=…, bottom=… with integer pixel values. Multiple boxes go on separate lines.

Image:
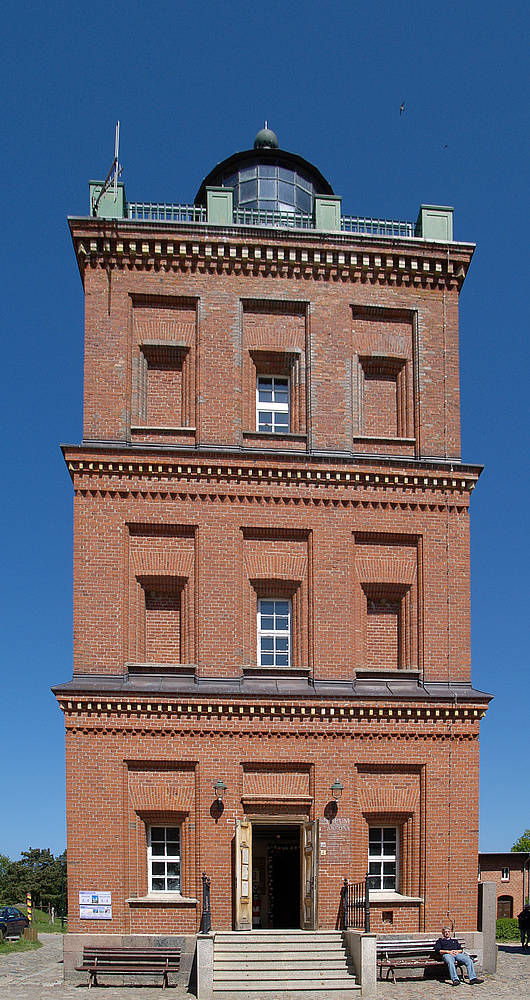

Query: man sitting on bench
left=434, top=927, right=483, bottom=986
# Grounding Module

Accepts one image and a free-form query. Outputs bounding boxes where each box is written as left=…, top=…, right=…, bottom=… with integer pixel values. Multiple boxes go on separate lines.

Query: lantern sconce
left=213, top=779, right=227, bottom=802
left=330, top=778, right=344, bottom=801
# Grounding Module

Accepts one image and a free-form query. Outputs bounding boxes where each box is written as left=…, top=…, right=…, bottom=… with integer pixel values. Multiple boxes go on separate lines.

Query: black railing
left=201, top=871, right=211, bottom=933
left=341, top=875, right=370, bottom=933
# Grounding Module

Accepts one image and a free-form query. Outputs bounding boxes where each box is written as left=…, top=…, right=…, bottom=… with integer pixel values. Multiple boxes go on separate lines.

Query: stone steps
left=213, top=930, right=360, bottom=997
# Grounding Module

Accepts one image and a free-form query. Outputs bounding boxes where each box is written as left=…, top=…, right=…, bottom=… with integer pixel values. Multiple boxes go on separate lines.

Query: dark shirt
left=435, top=937, right=462, bottom=954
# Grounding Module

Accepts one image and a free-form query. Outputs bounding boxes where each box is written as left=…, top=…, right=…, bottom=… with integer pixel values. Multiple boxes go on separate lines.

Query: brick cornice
left=63, top=446, right=480, bottom=502
left=55, top=694, right=488, bottom=727
left=69, top=218, right=474, bottom=291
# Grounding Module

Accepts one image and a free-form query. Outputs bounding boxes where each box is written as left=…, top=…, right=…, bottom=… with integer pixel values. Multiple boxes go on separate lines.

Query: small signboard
left=79, top=891, right=112, bottom=920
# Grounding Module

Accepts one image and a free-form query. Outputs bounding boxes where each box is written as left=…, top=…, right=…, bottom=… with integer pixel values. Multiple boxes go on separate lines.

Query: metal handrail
left=126, top=202, right=413, bottom=236
left=201, top=871, right=211, bottom=933
left=233, top=207, right=313, bottom=229
left=341, top=215, right=414, bottom=238
left=341, top=875, right=370, bottom=933
left=128, top=203, right=207, bottom=223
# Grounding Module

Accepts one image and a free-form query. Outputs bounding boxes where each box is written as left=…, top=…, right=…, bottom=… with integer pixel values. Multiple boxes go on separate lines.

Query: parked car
left=0, top=906, right=29, bottom=939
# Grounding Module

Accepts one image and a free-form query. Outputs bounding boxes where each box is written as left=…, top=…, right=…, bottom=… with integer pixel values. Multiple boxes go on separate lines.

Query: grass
left=0, top=937, right=42, bottom=955
left=17, top=905, right=68, bottom=934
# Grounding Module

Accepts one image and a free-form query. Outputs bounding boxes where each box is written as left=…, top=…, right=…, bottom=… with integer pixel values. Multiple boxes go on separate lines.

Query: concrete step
left=214, top=986, right=360, bottom=996
left=212, top=930, right=359, bottom=997
left=214, top=930, right=341, bottom=938
left=215, top=944, right=346, bottom=956
left=215, top=959, right=353, bottom=971
left=215, top=968, right=355, bottom=982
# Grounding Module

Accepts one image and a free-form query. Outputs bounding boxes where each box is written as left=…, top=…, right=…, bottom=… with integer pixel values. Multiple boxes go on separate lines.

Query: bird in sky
left=400, top=101, right=405, bottom=115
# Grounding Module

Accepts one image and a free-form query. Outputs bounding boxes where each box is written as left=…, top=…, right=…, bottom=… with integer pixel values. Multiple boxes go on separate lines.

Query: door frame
left=235, top=817, right=318, bottom=930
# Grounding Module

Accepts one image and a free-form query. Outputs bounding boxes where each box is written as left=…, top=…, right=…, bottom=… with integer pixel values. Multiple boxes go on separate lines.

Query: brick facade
left=479, top=853, right=530, bottom=919
left=56, top=137, right=490, bottom=944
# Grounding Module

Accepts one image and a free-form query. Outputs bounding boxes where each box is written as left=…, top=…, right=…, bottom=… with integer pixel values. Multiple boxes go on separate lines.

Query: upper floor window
left=148, top=826, right=181, bottom=893
left=258, top=598, right=291, bottom=667
left=368, top=826, right=398, bottom=891
left=257, top=376, right=290, bottom=433
left=501, top=867, right=510, bottom=881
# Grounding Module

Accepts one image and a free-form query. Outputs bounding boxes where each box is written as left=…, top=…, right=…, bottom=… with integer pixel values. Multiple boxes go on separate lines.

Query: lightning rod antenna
left=92, top=121, right=122, bottom=217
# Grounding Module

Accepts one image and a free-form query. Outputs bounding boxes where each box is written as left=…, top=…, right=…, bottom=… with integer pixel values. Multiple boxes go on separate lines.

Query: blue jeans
left=442, top=951, right=477, bottom=982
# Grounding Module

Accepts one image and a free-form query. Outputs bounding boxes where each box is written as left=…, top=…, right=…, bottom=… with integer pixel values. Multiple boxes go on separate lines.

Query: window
left=368, top=827, right=398, bottom=891
left=501, top=867, right=510, bottom=881
left=257, top=599, right=291, bottom=667
left=223, top=162, right=317, bottom=216
left=257, top=376, right=290, bottom=433
left=148, top=826, right=181, bottom=892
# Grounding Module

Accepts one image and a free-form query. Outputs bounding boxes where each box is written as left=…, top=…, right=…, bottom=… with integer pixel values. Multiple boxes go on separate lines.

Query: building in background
left=479, top=852, right=530, bottom=918
left=55, top=127, right=491, bottom=971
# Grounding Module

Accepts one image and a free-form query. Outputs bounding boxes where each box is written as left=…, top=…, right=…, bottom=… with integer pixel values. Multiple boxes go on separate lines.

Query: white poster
left=79, top=891, right=112, bottom=920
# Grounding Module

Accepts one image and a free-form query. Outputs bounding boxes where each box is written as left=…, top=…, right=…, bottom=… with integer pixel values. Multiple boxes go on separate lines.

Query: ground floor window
left=148, top=826, right=181, bottom=892
left=368, top=826, right=398, bottom=891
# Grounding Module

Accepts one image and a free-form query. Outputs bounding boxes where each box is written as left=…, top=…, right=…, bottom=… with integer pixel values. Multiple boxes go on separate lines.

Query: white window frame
left=148, top=825, right=181, bottom=893
left=501, top=867, right=510, bottom=881
left=368, top=826, right=398, bottom=892
left=257, top=598, right=291, bottom=667
left=256, top=376, right=290, bottom=434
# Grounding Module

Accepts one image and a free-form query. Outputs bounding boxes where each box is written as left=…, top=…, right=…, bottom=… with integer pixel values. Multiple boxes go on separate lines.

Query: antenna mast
left=92, top=121, right=122, bottom=217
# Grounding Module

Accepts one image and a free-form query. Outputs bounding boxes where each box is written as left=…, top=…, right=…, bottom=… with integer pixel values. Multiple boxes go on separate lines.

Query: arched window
left=497, top=895, right=513, bottom=919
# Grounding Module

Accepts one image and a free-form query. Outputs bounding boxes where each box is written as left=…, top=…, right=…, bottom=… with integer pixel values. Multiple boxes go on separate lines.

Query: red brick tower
left=56, top=128, right=490, bottom=963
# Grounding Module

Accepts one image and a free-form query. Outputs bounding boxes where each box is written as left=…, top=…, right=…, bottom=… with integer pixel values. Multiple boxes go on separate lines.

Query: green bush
left=496, top=917, right=519, bottom=940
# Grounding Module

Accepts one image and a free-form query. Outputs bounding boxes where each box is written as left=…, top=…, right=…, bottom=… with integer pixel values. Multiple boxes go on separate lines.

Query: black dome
left=195, top=136, right=333, bottom=217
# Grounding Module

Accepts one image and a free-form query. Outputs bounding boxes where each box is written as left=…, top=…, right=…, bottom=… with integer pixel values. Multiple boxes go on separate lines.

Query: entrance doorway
left=252, top=825, right=300, bottom=928
left=234, top=818, right=317, bottom=931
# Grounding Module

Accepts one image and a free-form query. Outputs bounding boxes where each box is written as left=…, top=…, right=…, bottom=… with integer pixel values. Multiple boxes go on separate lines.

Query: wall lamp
left=330, top=779, right=344, bottom=801
left=213, top=779, right=227, bottom=802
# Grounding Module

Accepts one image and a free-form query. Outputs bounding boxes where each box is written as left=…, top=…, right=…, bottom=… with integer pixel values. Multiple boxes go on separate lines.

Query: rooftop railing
left=128, top=203, right=207, bottom=223
left=341, top=215, right=414, bottom=238
left=233, top=207, right=314, bottom=229
left=126, top=202, right=414, bottom=236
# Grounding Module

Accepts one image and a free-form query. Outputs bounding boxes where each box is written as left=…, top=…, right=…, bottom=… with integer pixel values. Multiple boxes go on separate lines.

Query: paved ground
left=0, top=935, right=528, bottom=999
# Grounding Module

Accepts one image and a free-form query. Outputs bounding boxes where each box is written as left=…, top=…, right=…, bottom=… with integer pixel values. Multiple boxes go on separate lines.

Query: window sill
left=243, top=665, right=310, bottom=676
left=131, top=426, right=196, bottom=434
left=369, top=892, right=423, bottom=904
left=243, top=431, right=307, bottom=442
left=354, top=436, right=416, bottom=445
left=127, top=894, right=197, bottom=907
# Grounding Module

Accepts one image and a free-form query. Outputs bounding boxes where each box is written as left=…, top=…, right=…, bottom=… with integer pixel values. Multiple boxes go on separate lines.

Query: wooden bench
left=377, top=938, right=477, bottom=984
left=76, top=946, right=181, bottom=988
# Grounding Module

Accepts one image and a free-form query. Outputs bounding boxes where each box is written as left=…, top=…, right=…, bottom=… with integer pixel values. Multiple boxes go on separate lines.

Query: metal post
left=60, top=858, right=65, bottom=930
left=342, top=878, right=349, bottom=930
left=201, top=872, right=211, bottom=933
left=364, top=873, right=371, bottom=933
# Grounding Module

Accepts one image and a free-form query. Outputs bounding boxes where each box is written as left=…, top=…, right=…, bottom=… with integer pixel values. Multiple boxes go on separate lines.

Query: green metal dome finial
left=254, top=122, right=279, bottom=149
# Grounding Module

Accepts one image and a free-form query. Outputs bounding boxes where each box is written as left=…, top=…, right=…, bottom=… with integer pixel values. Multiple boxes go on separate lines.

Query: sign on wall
left=79, top=891, right=112, bottom=920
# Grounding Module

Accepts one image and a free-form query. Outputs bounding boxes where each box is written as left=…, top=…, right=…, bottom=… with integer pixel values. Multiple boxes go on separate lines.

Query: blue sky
left=1, top=1, right=528, bottom=861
